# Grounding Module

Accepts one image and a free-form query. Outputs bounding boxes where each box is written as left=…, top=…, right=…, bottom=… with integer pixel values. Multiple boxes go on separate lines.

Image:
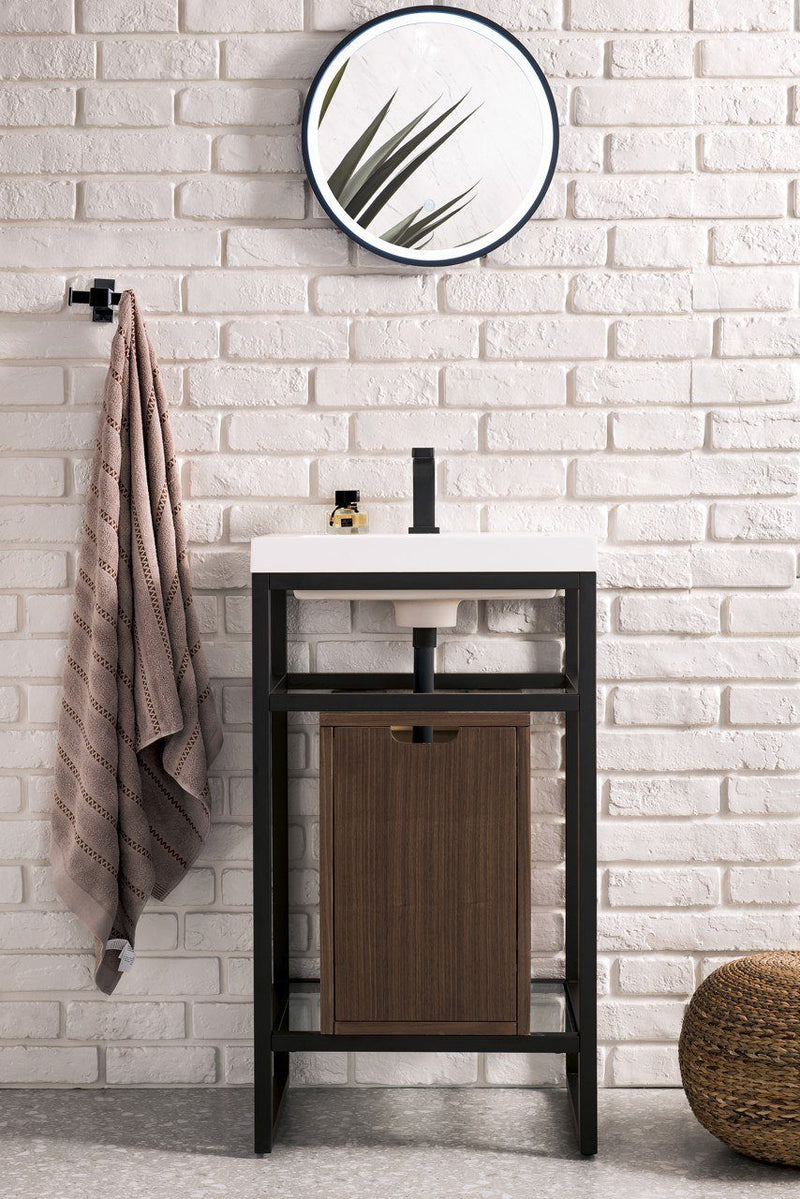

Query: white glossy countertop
left=250, top=533, right=597, bottom=574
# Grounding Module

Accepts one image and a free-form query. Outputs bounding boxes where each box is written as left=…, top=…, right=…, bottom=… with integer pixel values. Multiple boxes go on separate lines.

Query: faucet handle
left=409, top=447, right=439, bottom=535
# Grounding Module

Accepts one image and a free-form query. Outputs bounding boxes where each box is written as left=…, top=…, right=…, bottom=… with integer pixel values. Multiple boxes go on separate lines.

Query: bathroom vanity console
left=251, top=534, right=597, bottom=1157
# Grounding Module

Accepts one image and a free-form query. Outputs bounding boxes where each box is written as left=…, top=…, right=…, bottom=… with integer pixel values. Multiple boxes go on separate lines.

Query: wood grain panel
left=331, top=721, right=519, bottom=1028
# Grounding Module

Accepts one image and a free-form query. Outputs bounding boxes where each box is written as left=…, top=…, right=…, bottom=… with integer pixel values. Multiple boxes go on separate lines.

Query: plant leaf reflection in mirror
left=320, top=64, right=480, bottom=250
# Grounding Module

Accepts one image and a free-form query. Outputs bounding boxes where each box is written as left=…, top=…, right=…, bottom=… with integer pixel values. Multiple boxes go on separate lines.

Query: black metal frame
left=252, top=570, right=597, bottom=1156
left=300, top=6, right=560, bottom=268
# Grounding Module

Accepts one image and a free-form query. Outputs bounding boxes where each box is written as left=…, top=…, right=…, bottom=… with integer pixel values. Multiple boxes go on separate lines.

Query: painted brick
left=729, top=867, right=800, bottom=904
left=83, top=179, right=173, bottom=220
left=611, top=411, right=703, bottom=451
left=524, top=35, right=604, bottom=78
left=728, top=595, right=800, bottom=635
left=713, top=223, right=800, bottom=265
left=487, top=224, right=607, bottom=267
left=574, top=177, right=692, bottom=220
left=609, top=37, right=693, bottom=78
left=355, top=411, right=478, bottom=453
left=444, top=363, right=567, bottom=407
left=728, top=777, right=800, bottom=814
left=226, top=227, right=348, bottom=267
left=446, top=457, right=566, bottom=499
left=0, top=1047, right=98, bottom=1084
left=575, top=82, right=693, bottom=125
left=187, top=271, right=305, bottom=313
left=613, top=224, right=706, bottom=268
left=692, top=361, right=797, bottom=404
left=106, top=1046, right=215, bottom=1084
left=694, top=0, right=792, bottom=31
left=180, top=178, right=304, bottom=220
left=66, top=1001, right=185, bottom=1040
left=485, top=317, right=607, bottom=359
left=618, top=957, right=695, bottom=995
left=690, top=547, right=796, bottom=587
left=728, top=686, right=800, bottom=726
left=608, top=868, right=720, bottom=907
left=609, top=777, right=719, bottom=818
left=695, top=81, right=788, bottom=125
left=610, top=1046, right=681, bottom=1086
left=693, top=267, right=796, bottom=312
left=354, top=1053, right=478, bottom=1085
left=178, top=84, right=299, bottom=125
left=615, top=317, right=713, bottom=359
left=82, top=84, right=173, bottom=126
left=315, top=274, right=436, bottom=315
left=600, top=639, right=800, bottom=681
left=486, top=410, right=606, bottom=451
left=226, top=317, right=348, bottom=361
left=225, top=34, right=338, bottom=79
left=0, top=867, right=23, bottom=903
left=315, top=364, right=437, bottom=408
left=599, top=548, right=691, bottom=589
left=612, top=685, right=720, bottom=727
left=571, top=1, right=689, bottom=32
left=614, top=502, right=706, bottom=543
left=215, top=133, right=301, bottom=173
left=701, top=35, right=800, bottom=77
left=712, top=502, right=800, bottom=542
left=572, top=271, right=691, bottom=314
left=188, top=362, right=306, bottom=405
left=184, top=0, right=302, bottom=32
left=354, top=318, right=479, bottom=361
left=102, top=37, right=217, bottom=80
left=0, top=39, right=95, bottom=80
left=608, top=130, right=693, bottom=173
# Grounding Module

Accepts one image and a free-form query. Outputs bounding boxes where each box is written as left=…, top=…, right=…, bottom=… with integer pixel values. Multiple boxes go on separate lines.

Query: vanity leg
left=253, top=573, right=273, bottom=1153
left=577, top=573, right=598, bottom=1155
left=271, top=705, right=290, bottom=1131
left=253, top=579, right=289, bottom=1153
left=565, top=576, right=597, bottom=1155
left=564, top=585, right=580, bottom=1085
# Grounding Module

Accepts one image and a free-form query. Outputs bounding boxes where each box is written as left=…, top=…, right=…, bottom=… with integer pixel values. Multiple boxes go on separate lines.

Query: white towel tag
left=106, top=937, right=136, bottom=972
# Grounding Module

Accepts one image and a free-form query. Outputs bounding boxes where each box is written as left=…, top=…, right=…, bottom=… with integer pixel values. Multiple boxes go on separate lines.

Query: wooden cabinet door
left=320, top=714, right=530, bottom=1035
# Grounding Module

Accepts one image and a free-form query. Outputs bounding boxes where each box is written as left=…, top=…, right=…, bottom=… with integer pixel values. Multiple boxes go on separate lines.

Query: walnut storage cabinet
left=319, top=712, right=531, bottom=1036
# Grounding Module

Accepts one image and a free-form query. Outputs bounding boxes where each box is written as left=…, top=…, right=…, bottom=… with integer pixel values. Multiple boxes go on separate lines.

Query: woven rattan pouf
left=679, top=952, right=800, bottom=1166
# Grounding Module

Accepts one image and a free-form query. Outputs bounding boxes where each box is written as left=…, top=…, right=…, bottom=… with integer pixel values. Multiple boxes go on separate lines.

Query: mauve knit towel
left=51, top=292, right=223, bottom=994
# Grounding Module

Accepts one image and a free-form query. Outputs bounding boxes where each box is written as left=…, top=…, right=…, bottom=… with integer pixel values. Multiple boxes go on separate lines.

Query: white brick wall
left=0, top=0, right=799, bottom=1091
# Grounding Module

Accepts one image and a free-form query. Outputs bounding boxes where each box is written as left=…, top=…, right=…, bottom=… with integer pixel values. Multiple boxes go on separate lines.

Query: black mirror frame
left=301, top=4, right=560, bottom=268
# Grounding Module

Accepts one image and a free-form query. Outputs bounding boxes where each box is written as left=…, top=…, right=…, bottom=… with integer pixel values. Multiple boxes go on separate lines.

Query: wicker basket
left=679, top=952, right=800, bottom=1166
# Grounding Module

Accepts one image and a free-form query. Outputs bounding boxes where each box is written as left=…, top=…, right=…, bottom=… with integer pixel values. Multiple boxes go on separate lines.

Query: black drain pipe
left=409, top=449, right=439, bottom=744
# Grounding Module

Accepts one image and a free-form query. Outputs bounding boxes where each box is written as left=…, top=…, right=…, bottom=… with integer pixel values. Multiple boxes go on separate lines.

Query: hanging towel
left=51, top=291, right=223, bottom=994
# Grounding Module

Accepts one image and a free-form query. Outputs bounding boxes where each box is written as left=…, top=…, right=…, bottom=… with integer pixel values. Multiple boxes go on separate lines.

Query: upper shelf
left=250, top=533, right=597, bottom=576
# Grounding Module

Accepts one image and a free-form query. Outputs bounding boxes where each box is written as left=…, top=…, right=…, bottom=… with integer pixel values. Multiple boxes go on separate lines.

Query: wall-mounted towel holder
left=67, top=278, right=121, bottom=323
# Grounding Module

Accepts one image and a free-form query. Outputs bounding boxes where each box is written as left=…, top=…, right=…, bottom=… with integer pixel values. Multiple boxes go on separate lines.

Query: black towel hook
left=67, top=278, right=121, bottom=323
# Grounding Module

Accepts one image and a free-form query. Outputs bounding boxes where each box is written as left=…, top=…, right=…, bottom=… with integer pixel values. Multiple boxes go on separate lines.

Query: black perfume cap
left=334, top=489, right=360, bottom=507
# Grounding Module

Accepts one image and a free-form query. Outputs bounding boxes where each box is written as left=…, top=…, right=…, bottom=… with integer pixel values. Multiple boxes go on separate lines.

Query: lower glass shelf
left=271, top=979, right=578, bottom=1054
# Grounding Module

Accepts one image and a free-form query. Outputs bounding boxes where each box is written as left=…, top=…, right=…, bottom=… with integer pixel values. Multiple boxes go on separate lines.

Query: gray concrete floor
left=0, top=1087, right=797, bottom=1199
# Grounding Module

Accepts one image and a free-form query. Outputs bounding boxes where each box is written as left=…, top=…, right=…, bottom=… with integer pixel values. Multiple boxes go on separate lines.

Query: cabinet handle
left=389, top=726, right=460, bottom=744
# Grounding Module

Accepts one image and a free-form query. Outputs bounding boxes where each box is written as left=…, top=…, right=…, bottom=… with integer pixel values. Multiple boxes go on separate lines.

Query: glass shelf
left=272, top=979, right=577, bottom=1054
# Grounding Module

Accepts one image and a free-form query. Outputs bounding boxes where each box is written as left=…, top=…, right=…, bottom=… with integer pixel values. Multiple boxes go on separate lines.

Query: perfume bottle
left=328, top=490, right=369, bottom=534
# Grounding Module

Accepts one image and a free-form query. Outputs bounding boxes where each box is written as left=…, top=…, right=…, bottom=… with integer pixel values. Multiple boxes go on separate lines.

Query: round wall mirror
left=302, top=5, right=559, bottom=267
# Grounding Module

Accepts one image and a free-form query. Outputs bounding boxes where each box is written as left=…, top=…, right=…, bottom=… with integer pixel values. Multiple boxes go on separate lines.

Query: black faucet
left=408, top=448, right=438, bottom=742
left=409, top=447, right=439, bottom=535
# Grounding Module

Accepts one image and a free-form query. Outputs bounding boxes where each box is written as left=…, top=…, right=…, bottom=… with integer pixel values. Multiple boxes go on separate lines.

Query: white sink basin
left=250, top=533, right=596, bottom=628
